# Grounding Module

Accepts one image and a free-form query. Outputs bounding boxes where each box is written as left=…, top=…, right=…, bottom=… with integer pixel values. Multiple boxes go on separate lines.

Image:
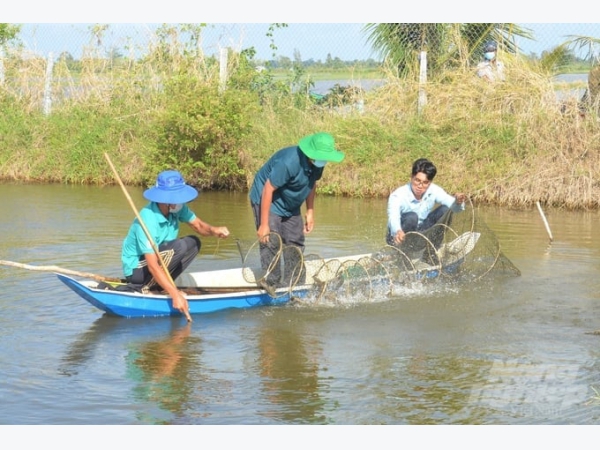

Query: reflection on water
left=2, top=183, right=600, bottom=425
left=126, top=323, right=199, bottom=423
left=254, top=315, right=329, bottom=424
left=60, top=317, right=202, bottom=424
left=367, top=353, right=493, bottom=424
left=59, top=316, right=125, bottom=377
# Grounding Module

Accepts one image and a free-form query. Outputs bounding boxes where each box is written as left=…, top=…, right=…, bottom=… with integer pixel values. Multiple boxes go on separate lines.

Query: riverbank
left=1, top=60, right=598, bottom=210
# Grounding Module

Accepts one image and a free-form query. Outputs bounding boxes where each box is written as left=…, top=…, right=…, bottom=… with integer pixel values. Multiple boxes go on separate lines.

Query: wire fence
left=8, top=23, right=600, bottom=66
left=2, top=23, right=600, bottom=114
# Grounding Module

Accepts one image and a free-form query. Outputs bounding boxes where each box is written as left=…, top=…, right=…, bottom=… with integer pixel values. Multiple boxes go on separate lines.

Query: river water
left=311, top=73, right=589, bottom=97
left=1, top=183, right=599, bottom=429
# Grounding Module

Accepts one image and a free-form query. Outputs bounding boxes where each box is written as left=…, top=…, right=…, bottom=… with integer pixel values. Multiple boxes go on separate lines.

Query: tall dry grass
left=1, top=46, right=599, bottom=209
left=312, top=56, right=600, bottom=209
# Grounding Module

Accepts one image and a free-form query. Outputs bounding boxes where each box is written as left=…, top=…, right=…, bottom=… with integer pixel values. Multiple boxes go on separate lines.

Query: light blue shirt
left=387, top=182, right=464, bottom=236
left=121, top=202, right=196, bottom=277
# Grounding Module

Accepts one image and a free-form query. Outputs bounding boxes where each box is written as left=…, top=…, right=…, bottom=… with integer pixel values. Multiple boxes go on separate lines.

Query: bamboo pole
left=103, top=153, right=192, bottom=322
left=0, top=260, right=121, bottom=283
left=536, top=201, right=554, bottom=242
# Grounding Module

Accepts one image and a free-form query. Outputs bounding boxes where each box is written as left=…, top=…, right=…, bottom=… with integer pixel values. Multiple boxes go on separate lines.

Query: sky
left=15, top=23, right=379, bottom=62
left=6, top=2, right=600, bottom=61
left=12, top=23, right=600, bottom=63
left=6, top=0, right=595, bottom=23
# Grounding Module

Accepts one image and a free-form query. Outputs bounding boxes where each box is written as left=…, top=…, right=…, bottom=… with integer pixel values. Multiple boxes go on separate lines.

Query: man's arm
left=387, top=189, right=404, bottom=243
left=258, top=179, right=277, bottom=243
left=187, top=216, right=230, bottom=238
left=143, top=252, right=191, bottom=320
left=434, top=185, right=466, bottom=212
left=304, top=184, right=317, bottom=233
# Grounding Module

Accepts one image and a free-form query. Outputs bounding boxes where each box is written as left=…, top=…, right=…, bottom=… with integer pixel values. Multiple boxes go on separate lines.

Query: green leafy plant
left=151, top=74, right=259, bottom=190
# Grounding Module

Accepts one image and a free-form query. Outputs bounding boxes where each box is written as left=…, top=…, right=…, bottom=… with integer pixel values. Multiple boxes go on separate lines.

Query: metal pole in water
left=536, top=201, right=554, bottom=242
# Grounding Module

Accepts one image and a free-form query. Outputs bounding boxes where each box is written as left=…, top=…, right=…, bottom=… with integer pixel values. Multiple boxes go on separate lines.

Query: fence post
left=418, top=51, right=427, bottom=114
left=0, top=48, right=4, bottom=85
left=219, top=48, right=228, bottom=93
left=43, top=52, right=54, bottom=115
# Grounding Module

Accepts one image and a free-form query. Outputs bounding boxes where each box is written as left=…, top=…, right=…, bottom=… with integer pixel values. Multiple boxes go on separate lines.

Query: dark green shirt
left=249, top=146, right=323, bottom=217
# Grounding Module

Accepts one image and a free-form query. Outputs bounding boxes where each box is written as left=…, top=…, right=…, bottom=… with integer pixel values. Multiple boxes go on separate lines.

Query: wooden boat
left=57, top=231, right=480, bottom=319
left=57, top=270, right=294, bottom=318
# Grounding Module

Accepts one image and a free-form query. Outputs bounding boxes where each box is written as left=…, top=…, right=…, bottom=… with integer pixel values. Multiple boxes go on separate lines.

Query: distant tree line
left=259, top=54, right=381, bottom=70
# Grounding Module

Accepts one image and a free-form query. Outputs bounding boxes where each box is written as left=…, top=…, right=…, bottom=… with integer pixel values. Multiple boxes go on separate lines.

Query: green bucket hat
left=298, top=132, right=345, bottom=163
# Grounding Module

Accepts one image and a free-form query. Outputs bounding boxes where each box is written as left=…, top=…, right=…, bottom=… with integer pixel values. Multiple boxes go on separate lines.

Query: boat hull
left=57, top=273, right=296, bottom=318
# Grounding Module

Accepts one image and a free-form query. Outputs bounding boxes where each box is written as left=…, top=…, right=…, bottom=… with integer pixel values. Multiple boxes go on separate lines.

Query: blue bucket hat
left=143, top=170, right=199, bottom=204
left=298, top=132, right=345, bottom=163
left=483, top=40, right=497, bottom=52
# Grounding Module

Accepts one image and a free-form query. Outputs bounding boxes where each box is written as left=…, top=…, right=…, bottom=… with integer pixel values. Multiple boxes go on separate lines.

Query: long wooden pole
left=0, top=260, right=121, bottom=283
left=103, top=153, right=192, bottom=322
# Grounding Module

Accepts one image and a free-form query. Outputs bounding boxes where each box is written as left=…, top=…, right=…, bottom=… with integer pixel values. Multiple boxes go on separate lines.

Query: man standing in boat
left=249, top=132, right=345, bottom=287
left=386, top=158, right=466, bottom=264
left=121, top=170, right=230, bottom=316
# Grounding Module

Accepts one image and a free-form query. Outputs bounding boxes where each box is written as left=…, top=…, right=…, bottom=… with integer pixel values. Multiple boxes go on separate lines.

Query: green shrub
left=150, top=75, right=259, bottom=190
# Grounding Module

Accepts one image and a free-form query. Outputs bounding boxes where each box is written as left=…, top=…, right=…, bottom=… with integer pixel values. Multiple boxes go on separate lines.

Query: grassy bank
left=1, top=52, right=599, bottom=210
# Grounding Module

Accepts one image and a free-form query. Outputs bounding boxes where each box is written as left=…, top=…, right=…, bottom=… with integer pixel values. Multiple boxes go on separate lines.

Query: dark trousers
left=251, top=203, right=306, bottom=286
left=386, top=206, right=452, bottom=249
left=127, top=235, right=201, bottom=289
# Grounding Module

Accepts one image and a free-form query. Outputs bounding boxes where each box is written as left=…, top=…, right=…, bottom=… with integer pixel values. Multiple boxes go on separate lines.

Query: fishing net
left=237, top=200, right=520, bottom=303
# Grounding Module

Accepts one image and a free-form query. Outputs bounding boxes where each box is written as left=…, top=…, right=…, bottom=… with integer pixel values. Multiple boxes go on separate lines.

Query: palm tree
left=558, top=35, right=600, bottom=64
left=363, top=23, right=533, bottom=79
left=557, top=35, right=600, bottom=110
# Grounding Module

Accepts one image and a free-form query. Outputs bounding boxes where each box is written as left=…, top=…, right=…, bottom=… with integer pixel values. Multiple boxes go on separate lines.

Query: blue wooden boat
left=57, top=231, right=480, bottom=319
left=56, top=255, right=379, bottom=318
left=56, top=271, right=296, bottom=318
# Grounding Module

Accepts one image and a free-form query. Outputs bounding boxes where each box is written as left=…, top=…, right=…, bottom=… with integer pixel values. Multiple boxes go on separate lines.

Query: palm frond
left=558, top=35, right=600, bottom=63
left=363, top=23, right=535, bottom=80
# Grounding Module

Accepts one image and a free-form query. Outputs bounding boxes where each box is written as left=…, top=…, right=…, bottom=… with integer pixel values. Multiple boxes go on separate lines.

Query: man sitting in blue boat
left=386, top=158, right=466, bottom=265
left=120, top=170, right=230, bottom=314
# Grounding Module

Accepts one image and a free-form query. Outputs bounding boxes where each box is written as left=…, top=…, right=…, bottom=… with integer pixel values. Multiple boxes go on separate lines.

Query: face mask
left=169, top=204, right=183, bottom=214
left=484, top=51, right=495, bottom=61
left=312, top=160, right=327, bottom=168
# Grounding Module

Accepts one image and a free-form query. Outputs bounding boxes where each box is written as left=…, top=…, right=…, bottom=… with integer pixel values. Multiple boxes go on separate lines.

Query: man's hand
left=394, top=230, right=406, bottom=245
left=212, top=226, right=230, bottom=239
left=304, top=209, right=315, bottom=234
left=257, top=224, right=271, bottom=244
left=172, top=290, right=192, bottom=322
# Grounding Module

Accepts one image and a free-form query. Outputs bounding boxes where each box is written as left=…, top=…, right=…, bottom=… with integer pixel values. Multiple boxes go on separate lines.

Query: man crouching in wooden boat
left=120, top=170, right=230, bottom=313
left=386, top=158, right=466, bottom=266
